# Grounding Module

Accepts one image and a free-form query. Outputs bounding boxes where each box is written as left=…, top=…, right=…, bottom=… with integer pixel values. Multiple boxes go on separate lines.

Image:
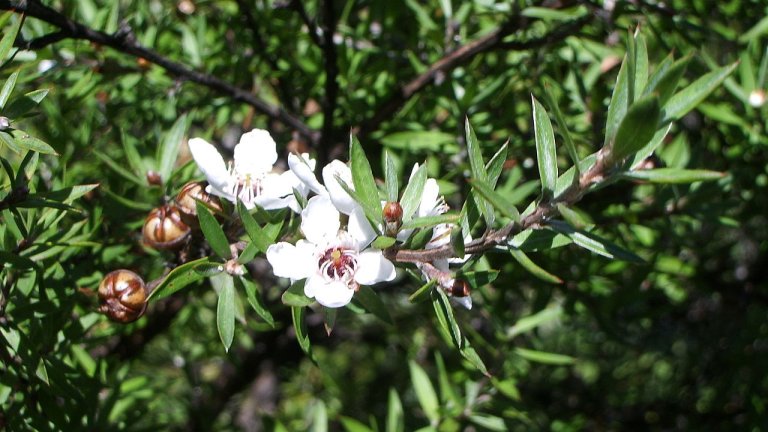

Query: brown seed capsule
left=446, top=279, right=471, bottom=297
left=382, top=201, right=404, bottom=236
left=98, top=269, right=148, bottom=323
left=142, top=204, right=191, bottom=249
left=175, top=181, right=223, bottom=228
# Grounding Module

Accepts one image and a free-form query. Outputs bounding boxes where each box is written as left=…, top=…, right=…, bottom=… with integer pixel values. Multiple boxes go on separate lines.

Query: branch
left=390, top=149, right=609, bottom=263
left=0, top=0, right=319, bottom=145
left=357, top=14, right=592, bottom=139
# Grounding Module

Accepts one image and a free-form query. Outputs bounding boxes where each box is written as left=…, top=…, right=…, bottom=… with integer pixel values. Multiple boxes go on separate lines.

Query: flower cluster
left=189, top=129, right=468, bottom=309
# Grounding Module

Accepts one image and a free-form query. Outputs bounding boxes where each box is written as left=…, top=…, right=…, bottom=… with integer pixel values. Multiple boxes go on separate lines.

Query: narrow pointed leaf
left=409, top=278, right=436, bottom=303
left=509, top=249, right=562, bottom=284
left=0, top=13, right=23, bottom=61
left=645, top=55, right=692, bottom=106
left=349, top=135, right=382, bottom=226
left=384, top=150, right=399, bottom=202
left=543, top=82, right=579, bottom=172
left=197, top=201, right=231, bottom=259
left=216, top=276, right=236, bottom=352
left=621, top=168, right=725, bottom=184
left=0, top=71, right=18, bottom=109
left=355, top=285, right=393, bottom=324
left=634, top=30, right=648, bottom=97
left=532, top=96, right=558, bottom=198
left=486, top=141, right=508, bottom=188
left=604, top=54, right=630, bottom=146
left=466, top=117, right=494, bottom=225
left=399, top=213, right=459, bottom=231
left=371, top=236, right=396, bottom=249
left=399, top=163, right=427, bottom=221
left=10, top=130, right=56, bottom=155
left=661, top=62, right=738, bottom=124
left=282, top=280, right=313, bottom=307
left=408, top=361, right=440, bottom=423
left=157, top=114, right=189, bottom=183
left=432, top=288, right=462, bottom=348
left=238, top=277, right=275, bottom=327
left=609, top=95, right=660, bottom=163
left=237, top=201, right=272, bottom=252
left=386, top=389, right=405, bottom=432
left=515, top=347, right=575, bottom=365
left=507, top=305, right=563, bottom=339
left=291, top=306, right=312, bottom=356
left=469, top=179, right=519, bottom=222
left=148, top=257, right=215, bottom=301
left=549, top=220, right=644, bottom=262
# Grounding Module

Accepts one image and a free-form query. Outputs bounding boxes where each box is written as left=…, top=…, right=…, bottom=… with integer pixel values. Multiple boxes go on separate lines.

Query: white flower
left=188, top=129, right=312, bottom=212
left=749, top=89, right=766, bottom=108
left=266, top=195, right=396, bottom=308
left=288, top=157, right=358, bottom=214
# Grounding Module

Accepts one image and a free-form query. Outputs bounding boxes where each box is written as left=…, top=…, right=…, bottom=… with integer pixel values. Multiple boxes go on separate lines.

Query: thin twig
left=290, top=0, right=322, bottom=47
left=0, top=0, right=319, bottom=145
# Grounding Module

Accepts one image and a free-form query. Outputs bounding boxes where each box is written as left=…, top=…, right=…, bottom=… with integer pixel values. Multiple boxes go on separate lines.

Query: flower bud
left=146, top=170, right=162, bottom=186
left=98, top=269, right=148, bottom=323
left=0, top=116, right=10, bottom=131
left=175, top=181, right=223, bottom=228
left=445, top=279, right=471, bottom=297
left=382, top=201, right=403, bottom=236
left=142, top=204, right=191, bottom=249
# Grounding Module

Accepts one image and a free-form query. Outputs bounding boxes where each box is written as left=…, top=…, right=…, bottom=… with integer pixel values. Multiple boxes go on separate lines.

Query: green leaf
left=621, top=168, right=725, bottom=184
left=281, top=279, right=314, bottom=307
left=386, top=389, right=405, bottom=432
left=4, top=90, right=48, bottom=119
left=466, top=117, right=494, bottom=225
left=399, top=162, right=427, bottom=221
left=408, top=361, right=440, bottom=424
left=237, top=201, right=273, bottom=252
left=340, top=417, right=374, bottom=432
left=354, top=285, right=393, bottom=324
left=0, top=12, right=22, bottom=62
left=10, top=130, right=57, bottom=155
left=371, top=236, right=396, bottom=249
left=468, top=414, right=507, bottom=432
left=543, top=81, right=579, bottom=172
left=506, top=305, right=563, bottom=339
left=216, top=275, right=236, bottom=352
left=469, top=179, right=519, bottom=222
left=0, top=71, right=18, bottom=109
left=409, top=278, right=436, bottom=303
left=634, top=30, right=648, bottom=98
left=661, top=62, right=738, bottom=124
left=549, top=220, right=644, bottom=262
left=384, top=150, right=399, bottom=202
left=95, top=150, right=144, bottom=185
left=400, top=213, right=459, bottom=231
left=237, top=276, right=275, bottom=327
left=509, top=249, right=562, bottom=284
left=349, top=135, right=382, bottom=227
left=486, top=141, right=508, bottom=188
left=609, top=95, right=660, bottom=163
left=148, top=257, right=215, bottom=301
left=292, top=306, right=312, bottom=356
left=120, top=130, right=147, bottom=182
left=380, top=130, right=456, bottom=153
left=645, top=55, right=692, bottom=106
left=515, top=347, right=575, bottom=365
left=532, top=96, right=558, bottom=198
left=0, top=130, right=21, bottom=153
left=604, top=54, right=630, bottom=146
left=458, top=270, right=499, bottom=288
left=197, top=201, right=231, bottom=260
left=156, top=114, right=189, bottom=183
left=432, top=288, right=462, bottom=348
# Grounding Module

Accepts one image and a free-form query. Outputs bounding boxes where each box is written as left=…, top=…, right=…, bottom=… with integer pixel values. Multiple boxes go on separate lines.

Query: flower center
left=318, top=247, right=358, bottom=281
left=227, top=163, right=264, bottom=205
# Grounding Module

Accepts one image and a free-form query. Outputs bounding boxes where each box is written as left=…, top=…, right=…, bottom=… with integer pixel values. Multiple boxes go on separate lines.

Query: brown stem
left=0, top=0, right=319, bottom=145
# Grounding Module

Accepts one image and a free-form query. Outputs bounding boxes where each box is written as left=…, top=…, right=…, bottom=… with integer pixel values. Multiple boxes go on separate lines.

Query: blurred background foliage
left=1, top=0, right=767, bottom=430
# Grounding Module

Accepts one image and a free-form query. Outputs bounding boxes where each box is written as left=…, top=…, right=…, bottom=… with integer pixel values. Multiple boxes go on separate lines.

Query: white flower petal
left=322, top=160, right=357, bottom=214
left=266, top=241, right=315, bottom=281
left=348, top=205, right=377, bottom=249
left=188, top=138, right=230, bottom=192
left=301, top=195, right=340, bottom=244
left=354, top=250, right=396, bottom=285
left=452, top=296, right=473, bottom=310
left=288, top=153, right=326, bottom=196
left=418, top=178, right=441, bottom=217
left=305, top=276, right=355, bottom=308
left=234, top=129, right=277, bottom=175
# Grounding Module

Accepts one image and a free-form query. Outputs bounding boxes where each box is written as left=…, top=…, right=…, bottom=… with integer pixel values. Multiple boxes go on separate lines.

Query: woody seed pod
left=98, top=269, right=148, bottom=323
left=142, top=204, right=191, bottom=249
left=175, top=181, right=222, bottom=228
